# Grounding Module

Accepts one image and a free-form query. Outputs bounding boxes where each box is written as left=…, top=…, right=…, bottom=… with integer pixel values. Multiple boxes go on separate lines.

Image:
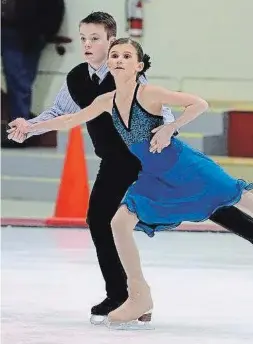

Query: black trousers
left=87, top=158, right=140, bottom=301
left=87, top=159, right=253, bottom=301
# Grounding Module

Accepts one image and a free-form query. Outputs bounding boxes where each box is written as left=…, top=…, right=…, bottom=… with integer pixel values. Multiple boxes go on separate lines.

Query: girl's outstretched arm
left=25, top=93, right=113, bottom=133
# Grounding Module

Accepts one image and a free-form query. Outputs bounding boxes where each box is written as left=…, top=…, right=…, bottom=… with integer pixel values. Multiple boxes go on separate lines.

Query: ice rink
left=1, top=227, right=253, bottom=344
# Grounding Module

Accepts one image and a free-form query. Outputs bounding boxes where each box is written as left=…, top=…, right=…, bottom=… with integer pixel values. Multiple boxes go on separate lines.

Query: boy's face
left=79, top=23, right=114, bottom=68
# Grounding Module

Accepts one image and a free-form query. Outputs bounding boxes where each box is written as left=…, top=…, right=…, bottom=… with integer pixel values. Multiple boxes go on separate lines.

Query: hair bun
left=142, top=54, right=151, bottom=73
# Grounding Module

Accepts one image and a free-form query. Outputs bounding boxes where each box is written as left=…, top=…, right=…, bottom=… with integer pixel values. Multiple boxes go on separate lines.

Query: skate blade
left=90, top=315, right=107, bottom=325
left=106, top=319, right=154, bottom=331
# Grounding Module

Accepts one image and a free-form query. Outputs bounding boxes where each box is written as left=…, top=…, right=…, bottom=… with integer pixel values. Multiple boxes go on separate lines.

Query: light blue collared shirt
left=28, top=63, right=175, bottom=136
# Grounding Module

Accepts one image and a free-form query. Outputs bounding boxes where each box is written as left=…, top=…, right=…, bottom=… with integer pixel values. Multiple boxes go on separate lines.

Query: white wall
left=142, top=0, right=253, bottom=102
left=2, top=0, right=253, bottom=114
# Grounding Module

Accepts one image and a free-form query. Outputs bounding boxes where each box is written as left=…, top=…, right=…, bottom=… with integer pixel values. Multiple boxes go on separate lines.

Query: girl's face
left=107, top=43, right=143, bottom=80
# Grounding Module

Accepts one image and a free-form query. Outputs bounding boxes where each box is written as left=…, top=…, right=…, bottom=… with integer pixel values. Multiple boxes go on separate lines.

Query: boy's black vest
left=67, top=63, right=140, bottom=165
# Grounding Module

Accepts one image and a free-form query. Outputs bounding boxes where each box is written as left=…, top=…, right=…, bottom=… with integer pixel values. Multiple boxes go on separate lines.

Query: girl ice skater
left=23, top=38, right=253, bottom=328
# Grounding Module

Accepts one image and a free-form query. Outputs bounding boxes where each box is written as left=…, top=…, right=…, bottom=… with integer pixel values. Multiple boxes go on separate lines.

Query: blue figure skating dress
left=112, top=84, right=253, bottom=237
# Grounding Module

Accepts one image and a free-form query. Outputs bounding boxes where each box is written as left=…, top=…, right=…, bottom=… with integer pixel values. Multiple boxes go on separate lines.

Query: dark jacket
left=2, top=0, right=65, bottom=45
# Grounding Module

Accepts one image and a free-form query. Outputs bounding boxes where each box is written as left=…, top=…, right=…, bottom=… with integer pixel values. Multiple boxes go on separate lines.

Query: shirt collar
left=88, top=63, right=109, bottom=81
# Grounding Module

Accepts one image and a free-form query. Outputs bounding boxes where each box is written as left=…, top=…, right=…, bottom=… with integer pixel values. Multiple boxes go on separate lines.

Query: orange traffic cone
left=46, top=126, right=89, bottom=227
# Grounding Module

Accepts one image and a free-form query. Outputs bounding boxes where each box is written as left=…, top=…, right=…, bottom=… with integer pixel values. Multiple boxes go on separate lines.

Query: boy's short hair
left=80, top=12, right=117, bottom=38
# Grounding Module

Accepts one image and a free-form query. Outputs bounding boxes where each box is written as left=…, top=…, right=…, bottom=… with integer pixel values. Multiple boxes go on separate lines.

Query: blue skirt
left=121, top=138, right=253, bottom=237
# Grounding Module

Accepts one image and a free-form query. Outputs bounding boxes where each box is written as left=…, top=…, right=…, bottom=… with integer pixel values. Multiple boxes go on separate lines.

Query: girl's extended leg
left=108, top=206, right=153, bottom=324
